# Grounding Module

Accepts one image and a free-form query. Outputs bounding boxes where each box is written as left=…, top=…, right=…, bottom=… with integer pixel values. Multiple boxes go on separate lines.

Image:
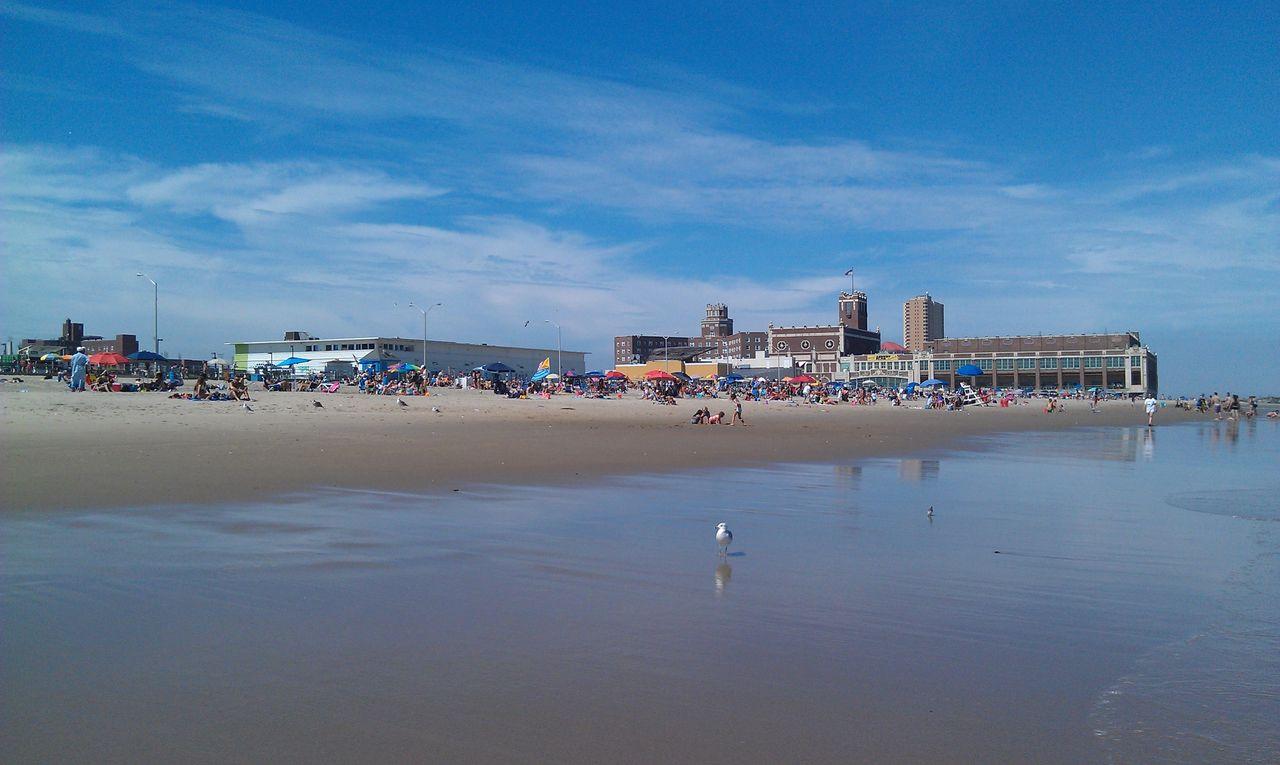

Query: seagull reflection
left=714, top=561, right=732, bottom=596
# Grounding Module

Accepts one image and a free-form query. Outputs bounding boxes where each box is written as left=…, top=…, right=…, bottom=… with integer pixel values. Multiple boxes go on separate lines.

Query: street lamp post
left=406, top=301, right=442, bottom=370
left=136, top=272, right=158, bottom=355
left=544, top=320, right=562, bottom=377
left=662, top=335, right=671, bottom=373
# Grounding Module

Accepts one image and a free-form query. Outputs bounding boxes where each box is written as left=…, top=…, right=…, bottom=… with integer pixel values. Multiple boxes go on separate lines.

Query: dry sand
left=1, top=378, right=1194, bottom=511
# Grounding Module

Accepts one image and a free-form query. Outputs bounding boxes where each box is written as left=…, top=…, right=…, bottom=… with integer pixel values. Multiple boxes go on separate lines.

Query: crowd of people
left=22, top=355, right=1277, bottom=424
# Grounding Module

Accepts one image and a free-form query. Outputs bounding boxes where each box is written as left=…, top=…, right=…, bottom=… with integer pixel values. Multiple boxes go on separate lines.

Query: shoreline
left=1, top=380, right=1199, bottom=512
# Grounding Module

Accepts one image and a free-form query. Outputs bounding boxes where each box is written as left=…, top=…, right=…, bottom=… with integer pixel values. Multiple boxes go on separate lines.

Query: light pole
left=406, top=301, right=441, bottom=370
left=136, top=272, right=158, bottom=355
left=543, top=320, right=562, bottom=377
left=662, top=335, right=672, bottom=373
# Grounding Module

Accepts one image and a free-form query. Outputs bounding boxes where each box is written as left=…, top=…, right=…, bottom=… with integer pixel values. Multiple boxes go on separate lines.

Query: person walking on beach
left=68, top=346, right=88, bottom=392
left=730, top=393, right=747, bottom=426
left=1144, top=395, right=1158, bottom=427
left=1210, top=392, right=1221, bottom=420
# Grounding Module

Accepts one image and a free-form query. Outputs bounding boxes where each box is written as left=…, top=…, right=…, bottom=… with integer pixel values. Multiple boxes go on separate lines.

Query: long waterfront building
left=230, top=332, right=586, bottom=378
left=842, top=332, right=1157, bottom=395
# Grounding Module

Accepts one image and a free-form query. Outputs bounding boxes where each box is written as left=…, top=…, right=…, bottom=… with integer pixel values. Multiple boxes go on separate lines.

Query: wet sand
left=0, top=379, right=1195, bottom=511
left=3, top=421, right=1277, bottom=763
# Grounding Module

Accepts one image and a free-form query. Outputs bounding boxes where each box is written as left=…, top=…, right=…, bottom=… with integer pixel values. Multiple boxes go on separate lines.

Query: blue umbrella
left=128, top=350, right=168, bottom=362
left=584, top=370, right=605, bottom=378
left=277, top=357, right=309, bottom=366
left=481, top=362, right=514, bottom=374
left=723, top=374, right=744, bottom=382
left=956, top=364, right=983, bottom=376
left=920, top=379, right=946, bottom=387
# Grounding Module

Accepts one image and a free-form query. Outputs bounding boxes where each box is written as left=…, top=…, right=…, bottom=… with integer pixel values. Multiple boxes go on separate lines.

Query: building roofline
left=227, top=337, right=588, bottom=354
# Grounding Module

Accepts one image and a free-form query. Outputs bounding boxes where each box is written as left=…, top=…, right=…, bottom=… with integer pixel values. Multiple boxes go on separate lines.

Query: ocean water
left=2, top=419, right=1277, bottom=763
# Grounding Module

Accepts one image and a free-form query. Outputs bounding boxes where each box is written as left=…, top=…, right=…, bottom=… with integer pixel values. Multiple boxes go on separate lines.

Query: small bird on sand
left=312, top=400, right=323, bottom=408
left=398, top=398, right=409, bottom=407
left=431, top=406, right=441, bottom=413
left=242, top=403, right=253, bottom=412
left=715, top=522, right=733, bottom=555
left=927, top=505, right=934, bottom=518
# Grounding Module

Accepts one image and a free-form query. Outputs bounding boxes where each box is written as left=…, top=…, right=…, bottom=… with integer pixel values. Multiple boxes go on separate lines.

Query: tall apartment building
left=903, top=294, right=944, bottom=351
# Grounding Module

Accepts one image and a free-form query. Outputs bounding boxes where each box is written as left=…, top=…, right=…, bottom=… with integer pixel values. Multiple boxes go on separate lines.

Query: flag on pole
left=537, top=357, right=551, bottom=372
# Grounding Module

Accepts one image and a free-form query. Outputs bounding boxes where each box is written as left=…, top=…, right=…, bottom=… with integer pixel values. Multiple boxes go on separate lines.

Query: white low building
left=229, top=332, right=586, bottom=378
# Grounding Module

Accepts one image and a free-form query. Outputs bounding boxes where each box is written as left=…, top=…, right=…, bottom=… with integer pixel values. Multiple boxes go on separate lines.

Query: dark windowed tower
left=701, top=303, right=733, bottom=338
left=838, top=291, right=868, bottom=331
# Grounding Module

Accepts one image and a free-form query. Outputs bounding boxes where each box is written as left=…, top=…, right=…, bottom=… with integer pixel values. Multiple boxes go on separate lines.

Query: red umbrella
left=604, top=370, right=628, bottom=379
left=89, top=352, right=131, bottom=366
left=644, top=370, right=678, bottom=381
left=789, top=374, right=818, bottom=384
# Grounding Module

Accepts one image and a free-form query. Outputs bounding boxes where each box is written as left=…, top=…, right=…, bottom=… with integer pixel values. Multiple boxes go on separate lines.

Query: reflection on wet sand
left=898, top=458, right=940, bottom=482
left=2, top=422, right=1276, bottom=763
left=714, top=562, right=732, bottom=596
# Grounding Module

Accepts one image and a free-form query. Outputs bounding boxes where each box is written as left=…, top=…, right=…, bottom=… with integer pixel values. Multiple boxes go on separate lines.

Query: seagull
left=312, top=400, right=323, bottom=408
left=398, top=398, right=409, bottom=407
left=715, top=522, right=733, bottom=555
left=927, top=505, right=934, bottom=518
left=242, top=403, right=253, bottom=412
left=431, top=406, right=441, bottom=413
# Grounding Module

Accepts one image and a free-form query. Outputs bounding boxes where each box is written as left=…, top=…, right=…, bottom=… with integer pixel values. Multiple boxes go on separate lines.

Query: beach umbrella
left=723, top=374, right=744, bottom=383
left=39, top=352, right=62, bottom=362
left=531, top=368, right=551, bottom=382
left=920, top=379, right=946, bottom=387
left=604, top=370, right=627, bottom=379
left=671, top=371, right=692, bottom=382
left=205, top=357, right=230, bottom=367
left=956, top=364, right=983, bottom=377
left=129, top=351, right=169, bottom=362
left=545, top=373, right=560, bottom=381
left=89, top=352, right=130, bottom=366
left=789, top=374, right=818, bottom=384
left=644, top=370, right=678, bottom=381
left=277, top=357, right=309, bottom=366
left=481, top=362, right=514, bottom=374
left=583, top=370, right=605, bottom=378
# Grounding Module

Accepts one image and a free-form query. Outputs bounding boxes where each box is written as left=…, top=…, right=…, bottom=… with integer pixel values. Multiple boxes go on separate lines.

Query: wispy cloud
left=3, top=1, right=1278, bottom=390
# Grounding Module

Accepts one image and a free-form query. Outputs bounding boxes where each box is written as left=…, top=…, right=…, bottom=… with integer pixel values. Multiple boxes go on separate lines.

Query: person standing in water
left=1144, top=394, right=1158, bottom=427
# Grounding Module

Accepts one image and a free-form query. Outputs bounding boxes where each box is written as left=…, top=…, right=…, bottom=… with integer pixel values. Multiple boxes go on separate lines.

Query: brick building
left=614, top=303, right=767, bottom=365
left=83, top=334, right=140, bottom=356
left=768, top=291, right=881, bottom=377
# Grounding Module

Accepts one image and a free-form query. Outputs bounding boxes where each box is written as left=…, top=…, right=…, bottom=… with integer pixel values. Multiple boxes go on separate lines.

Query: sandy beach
left=1, top=379, right=1195, bottom=512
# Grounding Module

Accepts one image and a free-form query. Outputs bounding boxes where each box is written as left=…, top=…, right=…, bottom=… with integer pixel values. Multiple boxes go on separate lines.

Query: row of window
left=848, top=356, right=1145, bottom=373
left=302, top=342, right=413, bottom=353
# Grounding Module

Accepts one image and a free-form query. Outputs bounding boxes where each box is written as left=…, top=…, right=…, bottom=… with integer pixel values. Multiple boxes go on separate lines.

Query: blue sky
left=3, top=1, right=1277, bottom=393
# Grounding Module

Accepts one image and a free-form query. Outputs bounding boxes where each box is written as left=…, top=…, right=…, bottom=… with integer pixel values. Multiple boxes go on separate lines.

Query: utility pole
left=544, top=319, right=562, bottom=376
left=136, top=272, right=159, bottom=354
left=407, top=301, right=441, bottom=370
